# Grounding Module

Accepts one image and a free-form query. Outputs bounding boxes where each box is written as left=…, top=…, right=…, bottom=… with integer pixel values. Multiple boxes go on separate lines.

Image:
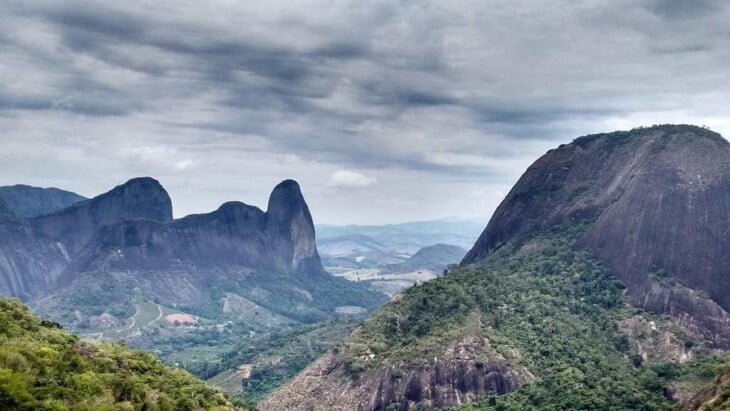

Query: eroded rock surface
left=463, top=125, right=730, bottom=345
left=261, top=334, right=527, bottom=411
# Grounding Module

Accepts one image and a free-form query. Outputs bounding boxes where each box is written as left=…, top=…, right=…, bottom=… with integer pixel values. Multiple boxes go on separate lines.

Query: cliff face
left=0, top=178, right=172, bottom=300
left=31, top=177, right=173, bottom=255
left=0, top=177, right=330, bottom=310
left=463, top=125, right=730, bottom=344
left=0, top=220, right=69, bottom=299
left=260, top=333, right=526, bottom=411
left=0, top=185, right=86, bottom=218
left=267, top=180, right=325, bottom=276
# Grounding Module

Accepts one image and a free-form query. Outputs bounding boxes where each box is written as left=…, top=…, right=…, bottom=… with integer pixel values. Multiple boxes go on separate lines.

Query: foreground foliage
left=0, top=298, right=240, bottom=411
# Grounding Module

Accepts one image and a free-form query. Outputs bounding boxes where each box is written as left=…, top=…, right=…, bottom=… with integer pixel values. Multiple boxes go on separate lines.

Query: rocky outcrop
left=261, top=334, right=526, bottom=411
left=64, top=180, right=324, bottom=277
left=0, top=185, right=86, bottom=218
left=0, top=178, right=171, bottom=300
left=267, top=180, right=326, bottom=276
left=31, top=177, right=173, bottom=255
left=463, top=125, right=730, bottom=345
left=0, top=177, right=331, bottom=309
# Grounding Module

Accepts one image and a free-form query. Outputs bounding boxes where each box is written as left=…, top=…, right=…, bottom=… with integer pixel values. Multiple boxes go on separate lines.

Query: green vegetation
left=209, top=318, right=361, bottom=403
left=697, top=358, right=730, bottom=411
left=197, top=269, right=385, bottom=323
left=0, top=298, right=242, bottom=410
left=345, top=224, right=726, bottom=410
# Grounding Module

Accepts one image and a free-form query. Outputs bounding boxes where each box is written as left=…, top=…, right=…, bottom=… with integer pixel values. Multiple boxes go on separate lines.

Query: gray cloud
left=0, top=0, right=729, bottom=224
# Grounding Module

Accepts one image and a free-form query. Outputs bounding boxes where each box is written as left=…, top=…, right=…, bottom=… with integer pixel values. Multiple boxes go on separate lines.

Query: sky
left=1, top=0, right=729, bottom=225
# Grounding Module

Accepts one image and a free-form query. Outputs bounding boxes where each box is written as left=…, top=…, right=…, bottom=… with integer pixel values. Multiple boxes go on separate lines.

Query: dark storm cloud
left=1, top=0, right=729, bottom=223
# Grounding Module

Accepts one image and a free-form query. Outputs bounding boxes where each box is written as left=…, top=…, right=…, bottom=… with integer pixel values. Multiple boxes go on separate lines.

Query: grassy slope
left=343, top=224, right=727, bottom=410
left=0, top=298, right=244, bottom=411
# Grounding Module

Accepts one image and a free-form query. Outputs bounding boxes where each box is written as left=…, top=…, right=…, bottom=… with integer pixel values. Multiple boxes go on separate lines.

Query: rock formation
left=63, top=179, right=324, bottom=277
left=0, top=178, right=172, bottom=300
left=260, top=332, right=526, bottom=411
left=463, top=125, right=730, bottom=345
left=31, top=177, right=173, bottom=255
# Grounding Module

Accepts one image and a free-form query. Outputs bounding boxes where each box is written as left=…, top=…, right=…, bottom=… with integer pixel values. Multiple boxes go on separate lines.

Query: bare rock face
left=65, top=180, right=324, bottom=277
left=31, top=177, right=173, bottom=255
left=0, top=185, right=86, bottom=218
left=0, top=177, right=335, bottom=318
left=0, top=178, right=172, bottom=300
left=0, top=220, right=69, bottom=299
left=261, top=334, right=525, bottom=411
left=463, top=125, right=730, bottom=346
left=267, top=180, right=326, bottom=276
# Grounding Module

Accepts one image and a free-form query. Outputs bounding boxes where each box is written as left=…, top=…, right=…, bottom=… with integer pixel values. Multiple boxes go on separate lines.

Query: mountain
left=32, top=177, right=173, bottom=255
left=0, top=177, right=173, bottom=301
left=62, top=180, right=322, bottom=278
left=319, top=234, right=409, bottom=271
left=0, top=184, right=86, bottom=218
left=381, top=243, right=466, bottom=275
left=317, top=220, right=483, bottom=251
left=0, top=297, right=243, bottom=410
left=18, top=179, right=384, bottom=334
left=262, top=125, right=730, bottom=410
left=463, top=124, right=730, bottom=346
left=317, top=222, right=476, bottom=293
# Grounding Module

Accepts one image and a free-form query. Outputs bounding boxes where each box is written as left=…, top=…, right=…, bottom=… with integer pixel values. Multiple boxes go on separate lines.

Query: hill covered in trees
left=0, top=298, right=245, bottom=410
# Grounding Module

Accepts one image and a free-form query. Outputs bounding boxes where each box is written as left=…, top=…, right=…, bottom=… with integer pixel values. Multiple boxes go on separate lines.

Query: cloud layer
left=1, top=0, right=729, bottom=224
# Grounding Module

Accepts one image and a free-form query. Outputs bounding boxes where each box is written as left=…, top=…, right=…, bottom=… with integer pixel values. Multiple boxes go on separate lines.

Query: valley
left=263, top=125, right=730, bottom=410
left=0, top=178, right=470, bottom=407
left=3, top=2, right=730, bottom=409
left=0, top=125, right=728, bottom=410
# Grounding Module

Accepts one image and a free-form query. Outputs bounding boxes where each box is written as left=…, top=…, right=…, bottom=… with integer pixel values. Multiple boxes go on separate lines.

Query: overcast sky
left=1, top=0, right=729, bottom=224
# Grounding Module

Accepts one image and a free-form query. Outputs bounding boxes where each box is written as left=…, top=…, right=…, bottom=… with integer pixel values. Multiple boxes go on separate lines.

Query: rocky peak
left=60, top=179, right=326, bottom=278
left=267, top=180, right=325, bottom=275
left=94, top=177, right=173, bottom=224
left=462, top=124, right=730, bottom=344
left=31, top=177, right=173, bottom=255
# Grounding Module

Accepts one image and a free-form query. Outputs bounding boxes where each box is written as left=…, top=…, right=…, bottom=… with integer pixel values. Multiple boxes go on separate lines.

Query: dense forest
left=0, top=298, right=246, bottom=411
left=345, top=224, right=728, bottom=410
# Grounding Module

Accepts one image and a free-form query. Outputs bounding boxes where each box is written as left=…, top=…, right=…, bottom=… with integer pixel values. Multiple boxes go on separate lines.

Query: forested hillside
left=0, top=298, right=245, bottom=410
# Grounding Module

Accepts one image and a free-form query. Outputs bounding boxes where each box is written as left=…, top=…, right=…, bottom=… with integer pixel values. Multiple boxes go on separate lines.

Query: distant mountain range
left=317, top=219, right=483, bottom=250
left=316, top=220, right=479, bottom=295
left=332, top=243, right=467, bottom=296
left=0, top=178, right=386, bottom=336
